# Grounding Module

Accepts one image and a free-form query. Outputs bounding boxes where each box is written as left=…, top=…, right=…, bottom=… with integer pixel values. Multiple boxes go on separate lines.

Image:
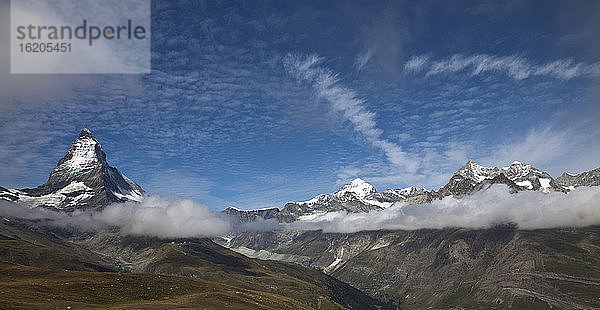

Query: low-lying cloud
left=96, top=197, right=231, bottom=237
left=2, top=185, right=599, bottom=237
left=286, top=185, right=600, bottom=233
left=0, top=196, right=230, bottom=238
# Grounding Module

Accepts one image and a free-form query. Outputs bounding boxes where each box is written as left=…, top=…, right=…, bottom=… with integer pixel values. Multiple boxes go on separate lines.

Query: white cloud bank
left=2, top=186, right=599, bottom=237
left=405, top=54, right=600, bottom=80
left=286, top=185, right=600, bottom=233
left=0, top=196, right=230, bottom=238
left=96, top=197, right=231, bottom=237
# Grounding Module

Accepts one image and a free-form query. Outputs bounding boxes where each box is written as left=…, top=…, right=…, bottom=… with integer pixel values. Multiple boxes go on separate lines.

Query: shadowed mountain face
left=221, top=225, right=600, bottom=309
left=0, top=129, right=145, bottom=211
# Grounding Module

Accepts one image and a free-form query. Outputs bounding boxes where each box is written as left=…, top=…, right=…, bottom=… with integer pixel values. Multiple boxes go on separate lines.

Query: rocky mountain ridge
left=555, top=167, right=600, bottom=189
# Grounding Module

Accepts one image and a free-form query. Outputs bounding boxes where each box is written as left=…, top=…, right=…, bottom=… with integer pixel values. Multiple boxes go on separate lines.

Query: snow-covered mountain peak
left=55, top=129, right=107, bottom=175
left=442, top=160, right=561, bottom=195
left=336, top=178, right=376, bottom=199
left=457, top=160, right=499, bottom=182
left=78, top=128, right=96, bottom=140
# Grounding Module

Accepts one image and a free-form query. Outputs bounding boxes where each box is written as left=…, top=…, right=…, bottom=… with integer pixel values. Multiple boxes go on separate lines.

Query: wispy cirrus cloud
left=405, top=54, right=600, bottom=80
left=403, top=55, right=429, bottom=73
left=354, top=50, right=373, bottom=73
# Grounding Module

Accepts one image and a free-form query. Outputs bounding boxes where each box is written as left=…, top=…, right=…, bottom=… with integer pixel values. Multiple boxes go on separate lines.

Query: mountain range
left=225, top=159, right=599, bottom=223
left=1, top=129, right=599, bottom=309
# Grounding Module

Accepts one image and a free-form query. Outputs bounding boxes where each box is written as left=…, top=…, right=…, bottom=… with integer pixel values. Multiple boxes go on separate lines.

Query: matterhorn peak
left=59, top=129, right=107, bottom=173
left=7, top=129, right=146, bottom=211
left=77, top=128, right=98, bottom=140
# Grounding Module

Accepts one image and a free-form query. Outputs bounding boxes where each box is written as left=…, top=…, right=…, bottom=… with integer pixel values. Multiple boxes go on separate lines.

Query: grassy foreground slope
left=0, top=218, right=383, bottom=309
left=76, top=229, right=383, bottom=309
left=0, top=261, right=311, bottom=310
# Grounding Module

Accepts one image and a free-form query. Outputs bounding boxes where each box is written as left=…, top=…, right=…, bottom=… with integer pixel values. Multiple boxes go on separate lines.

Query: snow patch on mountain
left=539, top=178, right=551, bottom=193
left=515, top=180, right=533, bottom=189
left=15, top=181, right=96, bottom=209
left=58, top=182, right=92, bottom=194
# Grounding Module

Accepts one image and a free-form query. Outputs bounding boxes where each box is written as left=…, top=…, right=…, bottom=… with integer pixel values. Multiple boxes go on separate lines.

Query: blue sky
left=1, top=0, right=600, bottom=210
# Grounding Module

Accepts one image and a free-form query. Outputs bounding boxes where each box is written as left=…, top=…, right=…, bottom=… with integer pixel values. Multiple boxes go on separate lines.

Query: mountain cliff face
left=0, top=129, right=145, bottom=211
left=223, top=206, right=281, bottom=222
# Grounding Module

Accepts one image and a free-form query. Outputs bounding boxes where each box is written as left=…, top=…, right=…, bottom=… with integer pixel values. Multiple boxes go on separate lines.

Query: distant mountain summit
left=277, top=178, right=391, bottom=222
left=0, top=129, right=144, bottom=211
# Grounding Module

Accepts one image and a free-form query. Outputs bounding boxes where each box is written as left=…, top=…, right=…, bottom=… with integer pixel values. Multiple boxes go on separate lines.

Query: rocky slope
left=74, top=227, right=384, bottom=309
left=220, top=225, right=600, bottom=309
left=0, top=129, right=145, bottom=211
